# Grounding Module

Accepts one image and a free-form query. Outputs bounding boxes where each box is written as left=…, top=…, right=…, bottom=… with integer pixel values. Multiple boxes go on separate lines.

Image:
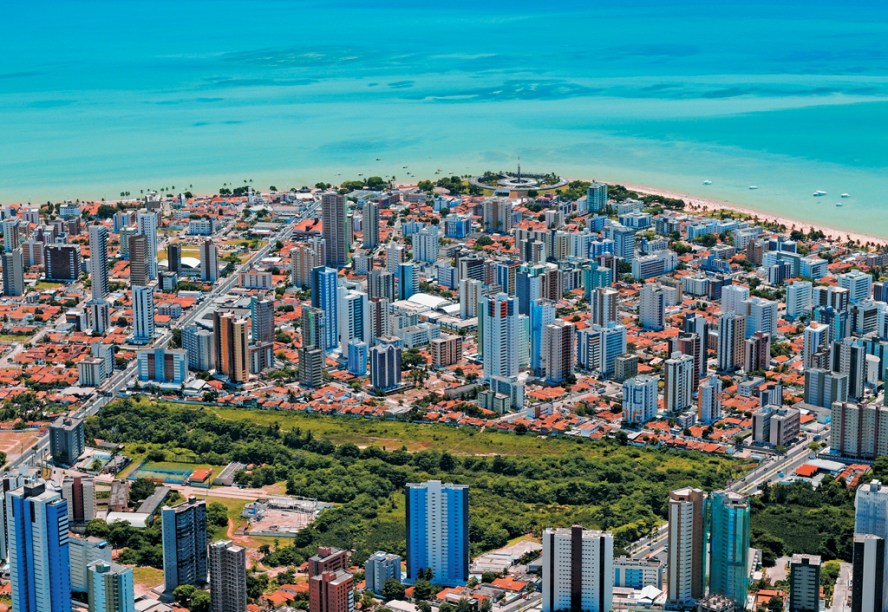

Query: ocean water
left=2, top=0, right=888, bottom=236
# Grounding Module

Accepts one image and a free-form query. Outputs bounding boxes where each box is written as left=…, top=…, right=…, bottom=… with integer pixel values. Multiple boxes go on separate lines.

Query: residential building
left=311, top=266, right=340, bottom=350
left=541, top=526, right=613, bottom=612
left=672, top=332, right=702, bottom=390
left=161, top=498, right=207, bottom=594
left=88, top=224, right=109, bottom=300
left=362, top=201, right=379, bottom=250
left=200, top=238, right=218, bottom=283
left=338, top=288, right=370, bottom=355
left=137, top=347, right=188, bottom=385
left=414, top=225, right=439, bottom=263
left=698, top=375, right=723, bottom=424
left=370, top=343, right=401, bottom=392
left=62, top=475, right=96, bottom=527
left=44, top=243, right=81, bottom=282
left=721, top=284, right=750, bottom=316
left=167, top=242, right=182, bottom=275
left=805, top=369, right=848, bottom=408
left=664, top=351, right=694, bottom=412
left=622, top=375, right=658, bottom=425
left=788, top=554, right=820, bottom=612
left=182, top=325, right=215, bottom=371
left=310, top=571, right=354, bottom=612
left=744, top=331, right=771, bottom=372
left=132, top=284, right=156, bottom=344
left=2, top=247, right=24, bottom=296
left=591, top=287, right=619, bottom=326
left=364, top=551, right=401, bottom=596
left=430, top=335, right=463, bottom=369
left=667, top=487, right=707, bottom=607
left=250, top=296, right=275, bottom=344
left=542, top=319, right=576, bottom=384
left=405, top=480, right=469, bottom=586
left=322, top=192, right=350, bottom=267
left=480, top=293, right=518, bottom=382
left=612, top=557, right=661, bottom=589
left=50, top=414, right=85, bottom=465
left=137, top=210, right=158, bottom=280
left=70, top=535, right=112, bottom=593
left=209, top=540, right=247, bottom=612
left=639, top=283, right=665, bottom=331
left=214, top=311, right=250, bottom=384
left=87, top=560, right=135, bottom=612
left=398, top=262, right=418, bottom=300
left=576, top=322, right=627, bottom=376
left=839, top=269, right=873, bottom=304
left=786, top=280, right=813, bottom=319
left=852, top=533, right=884, bottom=612
left=299, top=346, right=324, bottom=388
left=292, top=241, right=325, bottom=287
left=708, top=491, right=750, bottom=610
left=752, top=406, right=801, bottom=447
left=128, top=233, right=149, bottom=286
left=717, top=313, right=746, bottom=372
left=803, top=323, right=830, bottom=369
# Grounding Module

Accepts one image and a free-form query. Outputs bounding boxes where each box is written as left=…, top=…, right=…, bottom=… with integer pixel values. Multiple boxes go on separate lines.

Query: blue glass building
left=348, top=340, right=368, bottom=377
left=708, top=491, right=750, bottom=609
left=6, top=481, right=71, bottom=612
left=311, top=266, right=340, bottom=351
left=405, top=481, right=469, bottom=587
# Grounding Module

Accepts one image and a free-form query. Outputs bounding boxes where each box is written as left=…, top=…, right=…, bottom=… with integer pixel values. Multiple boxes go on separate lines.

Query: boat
left=703, top=180, right=712, bottom=185
left=841, top=193, right=851, bottom=198
left=748, top=185, right=759, bottom=190
left=813, top=190, right=827, bottom=197
left=836, top=202, right=844, bottom=207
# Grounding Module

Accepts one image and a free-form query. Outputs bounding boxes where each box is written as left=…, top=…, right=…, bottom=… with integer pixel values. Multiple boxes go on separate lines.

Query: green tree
left=412, top=579, right=434, bottom=601
left=207, top=502, right=229, bottom=529
left=129, top=478, right=157, bottom=505
left=382, top=578, right=406, bottom=601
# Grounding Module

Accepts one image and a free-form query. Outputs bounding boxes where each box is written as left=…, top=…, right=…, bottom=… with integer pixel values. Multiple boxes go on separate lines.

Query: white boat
left=703, top=180, right=712, bottom=185
left=813, top=190, right=827, bottom=197
left=841, top=193, right=851, bottom=198
left=748, top=185, right=759, bottom=190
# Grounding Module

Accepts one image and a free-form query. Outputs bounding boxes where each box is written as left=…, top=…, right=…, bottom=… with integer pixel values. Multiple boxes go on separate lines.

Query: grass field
left=132, top=566, right=164, bottom=589
left=207, top=407, right=737, bottom=474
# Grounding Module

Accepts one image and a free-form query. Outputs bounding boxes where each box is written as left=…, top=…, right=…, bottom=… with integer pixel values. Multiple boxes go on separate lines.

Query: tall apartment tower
left=1, top=247, right=24, bottom=297
left=541, top=526, right=614, bottom=612
left=639, top=283, right=665, bottom=331
left=362, top=201, right=380, bottom=250
left=480, top=292, right=518, bottom=382
left=161, top=498, right=207, bottom=595
left=250, top=296, right=275, bottom=344
left=136, top=210, right=158, bottom=280
left=88, top=224, right=109, bottom=299
left=698, top=375, right=723, bottom=424
left=338, top=288, right=370, bottom=355
left=87, top=560, right=135, bottom=612
left=622, top=375, right=658, bottom=425
left=854, top=480, right=888, bottom=611
left=322, top=192, right=350, bottom=268
left=717, top=312, right=746, bottom=373
left=310, top=571, right=354, bottom=612
left=200, top=238, right=218, bottom=283
left=667, top=487, right=707, bottom=606
left=542, top=319, right=576, bottom=384
left=62, top=475, right=96, bottom=527
left=788, top=554, right=821, bottom=612
left=852, top=533, right=884, bottom=612
left=369, top=343, right=401, bottom=392
left=6, top=480, right=72, bottom=612
left=405, top=480, right=469, bottom=587
left=166, top=242, right=182, bottom=275
left=291, top=242, right=324, bottom=288
left=209, top=540, right=247, bottom=612
left=803, top=322, right=830, bottom=369
left=664, top=351, right=694, bottom=412
left=213, top=311, right=250, bottom=384
left=708, top=491, right=750, bottom=609
left=128, top=233, right=149, bottom=287
left=591, top=287, right=619, bottom=326
left=131, top=284, right=155, bottom=344
left=672, top=332, right=702, bottom=390
left=311, top=266, right=340, bottom=351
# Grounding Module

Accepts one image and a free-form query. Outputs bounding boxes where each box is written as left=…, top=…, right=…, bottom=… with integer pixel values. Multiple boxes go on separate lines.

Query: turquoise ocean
left=2, top=0, right=888, bottom=237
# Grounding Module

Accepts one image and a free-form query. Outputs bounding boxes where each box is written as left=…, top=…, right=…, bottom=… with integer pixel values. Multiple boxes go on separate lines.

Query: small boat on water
left=836, top=202, right=844, bottom=207
left=813, top=190, right=827, bottom=197
left=748, top=185, right=759, bottom=190
left=703, top=180, right=712, bottom=185
left=841, top=193, right=851, bottom=198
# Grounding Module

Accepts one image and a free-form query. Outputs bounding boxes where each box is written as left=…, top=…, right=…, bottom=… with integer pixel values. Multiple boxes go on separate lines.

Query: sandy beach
left=611, top=181, right=888, bottom=247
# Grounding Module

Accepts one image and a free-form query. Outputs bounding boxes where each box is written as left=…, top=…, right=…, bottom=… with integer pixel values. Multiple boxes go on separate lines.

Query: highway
left=8, top=199, right=318, bottom=473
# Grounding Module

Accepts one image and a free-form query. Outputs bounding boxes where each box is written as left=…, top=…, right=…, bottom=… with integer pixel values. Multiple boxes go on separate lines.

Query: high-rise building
left=362, top=201, right=379, bottom=250
left=832, top=337, right=867, bottom=400
left=788, top=554, right=820, bottom=612
left=458, top=278, right=483, bottom=319
left=529, top=298, right=556, bottom=376
left=62, top=475, right=96, bottom=527
left=49, top=414, right=85, bottom=465
left=541, top=526, right=613, bottom=612
left=745, top=297, right=778, bottom=338
left=542, top=320, right=576, bottom=384
left=2, top=218, right=21, bottom=252
left=369, top=343, right=401, bottom=392
left=128, top=233, right=149, bottom=287
left=364, top=551, right=401, bottom=595
left=131, top=284, right=155, bottom=344
left=684, top=313, right=709, bottom=378
left=591, top=287, right=619, bottom=326
left=385, top=242, right=404, bottom=273
left=482, top=198, right=512, bottom=234
left=200, top=238, right=218, bottom=283
left=167, top=242, right=181, bottom=275
left=6, top=480, right=72, bottom=612
left=1, top=247, right=24, bottom=296
left=698, top=375, right=723, bottom=424
left=717, top=313, right=746, bottom=373
left=209, top=540, right=246, bottom=612
left=310, top=570, right=354, bottom=612
left=786, top=280, right=813, bottom=320
left=480, top=293, right=518, bottom=382
left=667, top=487, right=707, bottom=606
left=299, top=346, right=325, bottom=388
left=397, top=262, right=418, bottom=300
left=614, top=353, right=639, bottom=383
left=639, top=283, right=665, bottom=331
left=721, top=284, right=750, bottom=316
left=292, top=241, right=325, bottom=288
left=369, top=269, right=396, bottom=302
left=214, top=311, right=250, bottom=384
left=805, top=368, right=848, bottom=408
left=405, top=480, right=469, bottom=586
left=835, top=398, right=888, bottom=461
left=708, top=491, right=750, bottom=610
left=671, top=332, right=702, bottom=390
left=88, top=224, right=109, bottom=300
left=839, top=269, right=873, bottom=304
left=182, top=325, right=215, bottom=371
left=338, top=288, right=370, bottom=355
left=44, top=243, right=81, bottom=282
left=136, top=210, right=158, bottom=280
left=744, top=331, right=771, bottom=373
left=309, top=546, right=350, bottom=577
left=611, top=225, right=635, bottom=263
left=311, top=266, right=340, bottom=351
left=301, top=305, right=327, bottom=351
left=414, top=226, right=439, bottom=264
left=87, top=560, right=135, bottom=612
left=161, top=498, right=207, bottom=595
left=586, top=182, right=608, bottom=213
left=576, top=322, right=627, bottom=376
left=803, top=323, right=830, bottom=369
left=856, top=480, right=888, bottom=611
left=136, top=347, right=188, bottom=385
left=622, top=375, right=658, bottom=425
left=664, top=351, right=694, bottom=413
left=250, top=296, right=275, bottom=344
left=852, top=533, right=884, bottom=612
left=322, top=192, right=350, bottom=268
left=69, top=535, right=112, bottom=594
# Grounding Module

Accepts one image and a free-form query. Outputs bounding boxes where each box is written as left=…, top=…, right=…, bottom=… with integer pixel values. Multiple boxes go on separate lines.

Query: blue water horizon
left=2, top=0, right=888, bottom=236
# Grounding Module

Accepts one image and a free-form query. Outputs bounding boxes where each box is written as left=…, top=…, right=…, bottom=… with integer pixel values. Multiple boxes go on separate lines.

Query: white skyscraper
left=622, top=375, right=658, bottom=424
left=854, top=480, right=888, bottom=611
left=414, top=226, right=439, bottom=264
left=136, top=210, right=158, bottom=280
left=698, top=375, right=722, bottom=424
left=839, top=269, right=873, bottom=304
left=132, top=284, right=155, bottom=344
left=88, top=224, right=109, bottom=300
left=664, top=351, right=694, bottom=412
left=480, top=293, right=518, bottom=381
left=745, top=296, right=778, bottom=338
left=639, top=283, right=665, bottom=331
left=542, top=526, right=613, bottom=612
left=803, top=322, right=830, bottom=369
left=786, top=280, right=813, bottom=319
left=721, top=284, right=750, bottom=316
left=338, top=288, right=370, bottom=355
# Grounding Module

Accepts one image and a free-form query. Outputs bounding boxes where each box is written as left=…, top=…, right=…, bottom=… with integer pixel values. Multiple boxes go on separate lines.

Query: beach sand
left=611, top=181, right=888, bottom=247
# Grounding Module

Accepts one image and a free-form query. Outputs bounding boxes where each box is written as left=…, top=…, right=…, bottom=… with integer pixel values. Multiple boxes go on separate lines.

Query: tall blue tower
left=405, top=481, right=469, bottom=587
left=311, top=266, right=340, bottom=351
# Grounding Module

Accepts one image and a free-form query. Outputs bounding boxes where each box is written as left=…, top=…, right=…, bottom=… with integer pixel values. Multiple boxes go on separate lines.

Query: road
left=830, top=561, right=852, bottom=612
left=626, top=434, right=818, bottom=561
left=9, top=199, right=319, bottom=473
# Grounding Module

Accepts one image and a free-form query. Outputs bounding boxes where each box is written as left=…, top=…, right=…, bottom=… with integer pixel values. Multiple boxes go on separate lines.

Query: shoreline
left=608, top=180, right=888, bottom=247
